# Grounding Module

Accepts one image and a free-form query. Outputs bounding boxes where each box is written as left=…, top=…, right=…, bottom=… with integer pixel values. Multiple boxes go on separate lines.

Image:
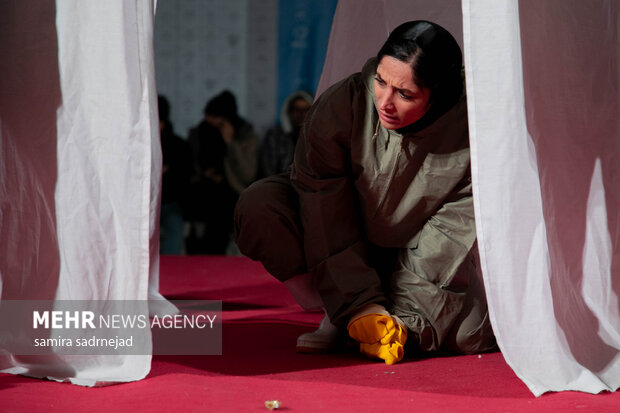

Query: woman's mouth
left=378, top=111, right=398, bottom=124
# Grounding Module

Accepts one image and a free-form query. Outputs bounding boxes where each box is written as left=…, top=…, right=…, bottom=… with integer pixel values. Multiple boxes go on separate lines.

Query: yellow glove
left=347, top=313, right=407, bottom=365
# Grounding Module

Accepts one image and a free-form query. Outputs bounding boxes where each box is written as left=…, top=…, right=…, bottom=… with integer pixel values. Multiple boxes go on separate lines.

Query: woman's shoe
left=296, top=313, right=341, bottom=353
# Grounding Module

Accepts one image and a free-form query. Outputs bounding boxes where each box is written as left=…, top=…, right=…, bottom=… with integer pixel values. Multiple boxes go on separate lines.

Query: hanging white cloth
left=463, top=0, right=620, bottom=395
left=0, top=0, right=162, bottom=386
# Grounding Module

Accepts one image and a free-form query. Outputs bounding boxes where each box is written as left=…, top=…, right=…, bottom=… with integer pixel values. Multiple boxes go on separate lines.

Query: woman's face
left=374, top=56, right=430, bottom=129
left=288, top=98, right=311, bottom=129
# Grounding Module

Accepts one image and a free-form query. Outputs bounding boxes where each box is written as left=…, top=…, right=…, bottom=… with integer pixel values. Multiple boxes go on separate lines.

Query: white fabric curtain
left=464, top=0, right=620, bottom=395
left=321, top=0, right=620, bottom=395
left=0, top=0, right=162, bottom=385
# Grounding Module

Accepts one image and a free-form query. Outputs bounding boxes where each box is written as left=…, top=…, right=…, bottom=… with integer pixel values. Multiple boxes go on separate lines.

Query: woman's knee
left=235, top=179, right=270, bottom=228
left=233, top=175, right=306, bottom=279
left=234, top=178, right=282, bottom=248
left=235, top=175, right=298, bottom=234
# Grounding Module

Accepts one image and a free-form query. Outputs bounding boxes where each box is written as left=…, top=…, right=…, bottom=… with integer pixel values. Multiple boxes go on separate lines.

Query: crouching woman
left=234, top=20, right=496, bottom=364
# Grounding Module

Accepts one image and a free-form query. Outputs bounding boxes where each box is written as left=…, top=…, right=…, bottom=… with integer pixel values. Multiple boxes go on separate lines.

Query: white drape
left=0, top=0, right=161, bottom=385
left=320, top=0, right=620, bottom=395
left=464, top=0, right=620, bottom=395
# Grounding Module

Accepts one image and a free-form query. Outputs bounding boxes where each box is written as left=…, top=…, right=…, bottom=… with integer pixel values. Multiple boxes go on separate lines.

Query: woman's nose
left=378, top=92, right=393, bottom=111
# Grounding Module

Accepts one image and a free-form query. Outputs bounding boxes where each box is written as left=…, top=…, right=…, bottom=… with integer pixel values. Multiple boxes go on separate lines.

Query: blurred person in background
left=186, top=90, right=258, bottom=254
left=158, top=95, right=192, bottom=255
left=259, top=90, right=313, bottom=178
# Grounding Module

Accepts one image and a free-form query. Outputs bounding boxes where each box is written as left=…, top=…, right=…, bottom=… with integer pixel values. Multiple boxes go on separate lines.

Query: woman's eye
left=399, top=91, right=412, bottom=100
left=374, top=77, right=385, bottom=86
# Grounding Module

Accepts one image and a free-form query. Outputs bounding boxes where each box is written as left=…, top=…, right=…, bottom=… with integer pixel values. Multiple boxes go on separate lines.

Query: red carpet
left=1, top=255, right=619, bottom=412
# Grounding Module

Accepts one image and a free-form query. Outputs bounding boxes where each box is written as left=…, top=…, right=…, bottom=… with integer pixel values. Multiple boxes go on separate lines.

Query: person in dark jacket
left=259, top=90, right=313, bottom=178
left=186, top=91, right=258, bottom=254
left=158, top=95, right=192, bottom=255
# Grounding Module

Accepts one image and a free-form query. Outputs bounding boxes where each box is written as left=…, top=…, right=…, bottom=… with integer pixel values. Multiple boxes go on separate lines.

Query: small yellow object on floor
left=347, top=312, right=407, bottom=365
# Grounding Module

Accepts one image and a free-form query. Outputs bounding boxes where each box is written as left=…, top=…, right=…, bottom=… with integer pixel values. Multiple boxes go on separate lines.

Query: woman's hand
left=217, top=119, right=234, bottom=144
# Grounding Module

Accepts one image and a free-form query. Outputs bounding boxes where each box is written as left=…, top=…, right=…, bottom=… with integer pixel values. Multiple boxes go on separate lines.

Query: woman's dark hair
left=377, top=20, right=463, bottom=115
left=204, top=90, right=239, bottom=123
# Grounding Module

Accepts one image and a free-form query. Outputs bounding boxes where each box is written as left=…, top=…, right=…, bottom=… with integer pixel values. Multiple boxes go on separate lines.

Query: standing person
left=185, top=116, right=229, bottom=254
left=259, top=90, right=313, bottom=178
left=158, top=95, right=192, bottom=255
left=187, top=90, right=258, bottom=254
left=204, top=90, right=259, bottom=197
left=234, top=21, right=496, bottom=365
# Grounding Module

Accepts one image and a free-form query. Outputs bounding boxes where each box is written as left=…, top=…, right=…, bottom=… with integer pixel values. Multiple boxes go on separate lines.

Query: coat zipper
left=372, top=120, right=404, bottom=218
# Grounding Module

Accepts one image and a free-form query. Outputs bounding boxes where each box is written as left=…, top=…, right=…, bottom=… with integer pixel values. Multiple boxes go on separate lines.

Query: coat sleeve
left=290, top=75, right=386, bottom=326
left=389, top=173, right=479, bottom=351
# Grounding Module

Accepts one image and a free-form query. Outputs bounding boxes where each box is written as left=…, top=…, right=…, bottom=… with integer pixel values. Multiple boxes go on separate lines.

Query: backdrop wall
left=153, top=0, right=336, bottom=139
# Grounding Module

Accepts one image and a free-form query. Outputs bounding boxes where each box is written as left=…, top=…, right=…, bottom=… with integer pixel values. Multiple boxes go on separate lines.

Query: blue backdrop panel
left=277, top=0, right=337, bottom=117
